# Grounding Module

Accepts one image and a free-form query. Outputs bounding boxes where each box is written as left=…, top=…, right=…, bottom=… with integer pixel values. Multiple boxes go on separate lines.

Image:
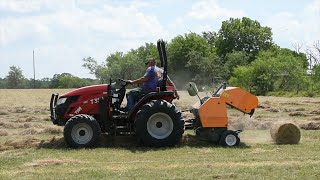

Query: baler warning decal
left=222, top=92, right=230, bottom=98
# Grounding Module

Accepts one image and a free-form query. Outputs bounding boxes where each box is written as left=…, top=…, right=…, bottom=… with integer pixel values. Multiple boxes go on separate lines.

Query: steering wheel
left=118, top=78, right=132, bottom=87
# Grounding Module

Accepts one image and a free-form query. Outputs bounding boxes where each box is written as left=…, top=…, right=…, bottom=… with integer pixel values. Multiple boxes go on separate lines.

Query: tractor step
left=184, top=119, right=195, bottom=130
left=113, top=126, right=133, bottom=136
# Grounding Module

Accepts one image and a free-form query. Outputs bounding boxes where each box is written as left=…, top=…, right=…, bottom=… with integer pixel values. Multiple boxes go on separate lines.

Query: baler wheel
left=219, top=130, right=240, bottom=147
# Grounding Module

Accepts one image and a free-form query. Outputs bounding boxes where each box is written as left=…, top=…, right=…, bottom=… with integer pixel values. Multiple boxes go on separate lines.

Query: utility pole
left=33, top=50, right=36, bottom=88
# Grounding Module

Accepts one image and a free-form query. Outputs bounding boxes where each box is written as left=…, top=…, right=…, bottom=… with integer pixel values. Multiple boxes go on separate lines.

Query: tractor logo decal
left=74, top=106, right=82, bottom=114
left=222, top=92, right=230, bottom=98
left=90, top=98, right=101, bottom=104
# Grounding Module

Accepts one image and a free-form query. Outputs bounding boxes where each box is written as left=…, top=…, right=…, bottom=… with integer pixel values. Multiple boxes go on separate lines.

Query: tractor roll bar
left=157, top=39, right=168, bottom=91
left=157, top=40, right=164, bottom=68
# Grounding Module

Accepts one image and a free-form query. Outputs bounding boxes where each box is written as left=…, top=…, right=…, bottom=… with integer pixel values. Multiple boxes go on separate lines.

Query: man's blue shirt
left=142, top=66, right=161, bottom=93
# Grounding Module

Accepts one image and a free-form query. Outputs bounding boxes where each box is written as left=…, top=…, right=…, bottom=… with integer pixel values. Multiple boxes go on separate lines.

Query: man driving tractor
left=125, top=58, right=179, bottom=112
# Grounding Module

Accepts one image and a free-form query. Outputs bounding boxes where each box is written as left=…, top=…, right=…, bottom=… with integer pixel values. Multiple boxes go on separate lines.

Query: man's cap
left=145, top=58, right=155, bottom=65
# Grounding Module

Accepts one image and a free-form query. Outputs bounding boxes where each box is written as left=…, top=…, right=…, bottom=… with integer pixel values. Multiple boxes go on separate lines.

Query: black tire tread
left=64, top=114, right=101, bottom=148
left=219, top=130, right=240, bottom=147
left=135, top=100, right=184, bottom=147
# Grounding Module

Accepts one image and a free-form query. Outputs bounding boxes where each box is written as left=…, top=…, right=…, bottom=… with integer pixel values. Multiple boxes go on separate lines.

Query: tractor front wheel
left=135, top=100, right=184, bottom=147
left=64, top=114, right=101, bottom=148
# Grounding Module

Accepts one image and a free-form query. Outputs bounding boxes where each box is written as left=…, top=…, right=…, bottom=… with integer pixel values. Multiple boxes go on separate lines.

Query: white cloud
left=0, top=0, right=76, bottom=13
left=0, top=3, right=164, bottom=45
left=0, top=16, right=52, bottom=46
left=188, top=0, right=246, bottom=20
left=0, top=1, right=166, bottom=78
left=305, top=0, right=320, bottom=13
left=1, top=0, right=319, bottom=79
left=166, top=0, right=246, bottom=39
left=266, top=0, right=320, bottom=49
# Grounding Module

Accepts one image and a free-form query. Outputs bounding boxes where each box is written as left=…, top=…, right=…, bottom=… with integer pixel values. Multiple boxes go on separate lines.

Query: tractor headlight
left=57, top=97, right=67, bottom=105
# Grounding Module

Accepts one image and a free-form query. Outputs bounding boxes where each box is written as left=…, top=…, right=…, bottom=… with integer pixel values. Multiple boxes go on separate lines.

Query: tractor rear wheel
left=135, top=100, right=184, bottom=147
left=64, top=114, right=101, bottom=148
left=219, top=130, right=240, bottom=147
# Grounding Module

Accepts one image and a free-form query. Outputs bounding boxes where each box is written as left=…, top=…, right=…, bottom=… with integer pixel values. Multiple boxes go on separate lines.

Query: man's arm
left=128, top=67, right=152, bottom=84
left=129, top=76, right=148, bottom=85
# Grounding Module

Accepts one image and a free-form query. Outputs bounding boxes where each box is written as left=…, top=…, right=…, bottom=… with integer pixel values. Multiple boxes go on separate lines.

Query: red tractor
left=50, top=40, right=184, bottom=148
left=50, top=39, right=259, bottom=148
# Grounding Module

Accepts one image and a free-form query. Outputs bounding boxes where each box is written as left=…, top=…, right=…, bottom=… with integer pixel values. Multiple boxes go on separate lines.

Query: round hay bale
left=270, top=122, right=301, bottom=144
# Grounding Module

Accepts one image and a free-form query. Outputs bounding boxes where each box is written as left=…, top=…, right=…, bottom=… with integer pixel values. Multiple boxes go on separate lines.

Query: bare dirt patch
left=181, top=134, right=202, bottom=145
left=25, top=159, right=82, bottom=167
left=39, top=136, right=67, bottom=149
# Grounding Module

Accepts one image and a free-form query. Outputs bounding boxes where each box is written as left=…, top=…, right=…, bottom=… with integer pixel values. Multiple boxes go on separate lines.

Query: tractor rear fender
left=129, top=91, right=175, bottom=121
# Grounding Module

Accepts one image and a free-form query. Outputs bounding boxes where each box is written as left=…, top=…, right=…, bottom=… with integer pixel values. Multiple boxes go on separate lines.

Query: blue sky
left=0, top=0, right=319, bottom=79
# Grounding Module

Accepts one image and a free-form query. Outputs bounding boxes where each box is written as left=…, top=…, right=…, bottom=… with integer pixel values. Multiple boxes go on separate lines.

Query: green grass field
left=0, top=89, right=320, bottom=179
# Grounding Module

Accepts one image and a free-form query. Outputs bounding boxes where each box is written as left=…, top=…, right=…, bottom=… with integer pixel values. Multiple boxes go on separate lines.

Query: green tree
left=82, top=57, right=98, bottom=76
left=312, top=65, right=320, bottom=82
left=168, top=32, right=217, bottom=87
left=83, top=43, right=158, bottom=83
left=131, top=43, right=158, bottom=62
left=50, top=73, right=72, bottom=88
left=215, top=17, right=273, bottom=61
left=229, top=66, right=254, bottom=91
left=58, top=75, right=88, bottom=88
left=223, top=51, right=250, bottom=80
left=0, top=78, right=7, bottom=88
left=230, top=48, right=308, bottom=95
left=185, top=50, right=222, bottom=86
left=26, top=78, right=41, bottom=89
left=82, top=57, right=109, bottom=82
left=40, top=78, right=51, bottom=88
left=311, top=64, right=320, bottom=91
left=104, top=51, right=144, bottom=80
left=6, top=66, right=25, bottom=88
left=202, top=31, right=217, bottom=46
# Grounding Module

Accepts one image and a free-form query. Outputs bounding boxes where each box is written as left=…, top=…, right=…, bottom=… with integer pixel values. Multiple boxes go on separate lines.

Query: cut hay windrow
left=270, top=122, right=301, bottom=144
left=300, top=121, right=320, bottom=130
left=0, top=129, right=8, bottom=136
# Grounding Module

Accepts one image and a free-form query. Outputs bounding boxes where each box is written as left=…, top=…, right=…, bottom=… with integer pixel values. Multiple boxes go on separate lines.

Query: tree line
left=0, top=67, right=98, bottom=89
left=1, top=17, right=320, bottom=96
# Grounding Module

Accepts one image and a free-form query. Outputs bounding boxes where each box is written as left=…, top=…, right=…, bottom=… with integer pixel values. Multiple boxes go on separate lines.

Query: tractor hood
left=62, top=84, right=108, bottom=97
